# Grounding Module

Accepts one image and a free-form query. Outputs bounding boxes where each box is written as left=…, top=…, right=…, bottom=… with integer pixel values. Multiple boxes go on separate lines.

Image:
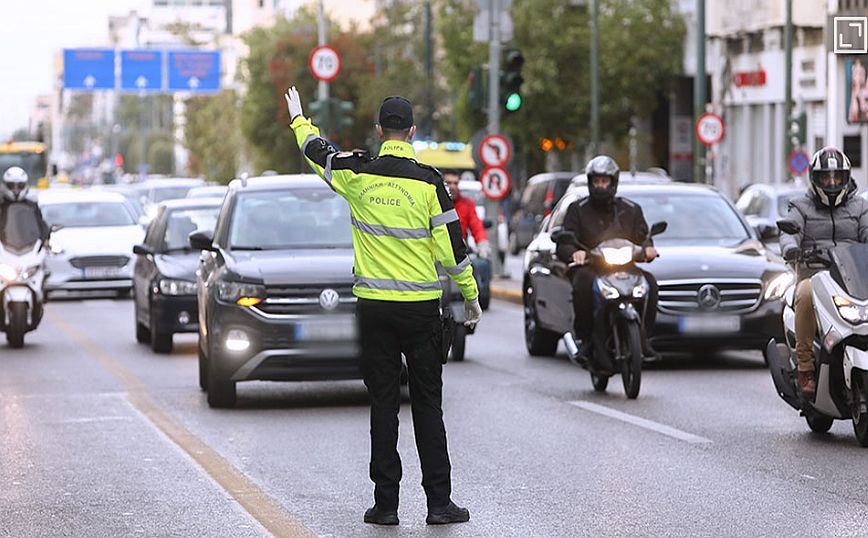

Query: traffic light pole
left=317, top=0, right=330, bottom=135
left=590, top=0, right=599, bottom=155
left=784, top=0, right=793, bottom=182
left=693, top=0, right=706, bottom=183
left=487, top=0, right=503, bottom=277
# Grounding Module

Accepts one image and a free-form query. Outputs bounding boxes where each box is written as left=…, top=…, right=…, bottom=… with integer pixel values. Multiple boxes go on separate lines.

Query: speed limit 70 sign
left=308, top=45, right=341, bottom=82
left=695, top=113, right=724, bottom=146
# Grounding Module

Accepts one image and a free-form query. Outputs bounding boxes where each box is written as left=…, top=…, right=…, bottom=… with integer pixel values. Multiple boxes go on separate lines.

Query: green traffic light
left=505, top=92, right=522, bottom=112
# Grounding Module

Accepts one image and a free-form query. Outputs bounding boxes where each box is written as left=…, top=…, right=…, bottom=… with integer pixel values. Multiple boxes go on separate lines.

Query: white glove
left=464, top=297, right=482, bottom=327
left=477, top=240, right=491, bottom=259
left=284, top=86, right=304, bottom=121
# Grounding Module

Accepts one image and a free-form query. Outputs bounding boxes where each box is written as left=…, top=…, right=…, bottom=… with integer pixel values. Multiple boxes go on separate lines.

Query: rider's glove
left=477, top=240, right=491, bottom=259
left=464, top=297, right=482, bottom=328
left=284, top=86, right=304, bottom=121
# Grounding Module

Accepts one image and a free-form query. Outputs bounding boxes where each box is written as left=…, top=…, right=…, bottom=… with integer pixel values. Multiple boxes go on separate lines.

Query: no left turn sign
left=479, top=167, right=511, bottom=201
left=479, top=134, right=511, bottom=168
left=309, top=45, right=341, bottom=82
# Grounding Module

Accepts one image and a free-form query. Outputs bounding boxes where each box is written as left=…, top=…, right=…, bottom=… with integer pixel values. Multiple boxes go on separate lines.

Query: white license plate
left=295, top=318, right=356, bottom=341
left=82, top=266, right=123, bottom=279
left=678, top=315, right=741, bottom=334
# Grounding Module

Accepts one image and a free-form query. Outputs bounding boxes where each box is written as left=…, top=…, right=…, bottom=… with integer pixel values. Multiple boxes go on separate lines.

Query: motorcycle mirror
left=776, top=219, right=801, bottom=235
left=189, top=230, right=215, bottom=251
left=650, top=221, right=668, bottom=236
left=756, top=224, right=778, bottom=241
left=132, top=244, right=152, bottom=256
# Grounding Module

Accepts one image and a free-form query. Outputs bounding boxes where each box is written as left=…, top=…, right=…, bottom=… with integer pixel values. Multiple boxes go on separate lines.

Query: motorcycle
left=0, top=227, right=48, bottom=348
left=764, top=218, right=868, bottom=446
left=554, top=222, right=666, bottom=399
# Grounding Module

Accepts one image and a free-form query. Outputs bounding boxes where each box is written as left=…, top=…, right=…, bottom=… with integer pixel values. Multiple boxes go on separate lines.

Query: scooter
left=556, top=222, right=666, bottom=399
left=764, top=218, right=868, bottom=446
left=0, top=239, right=46, bottom=348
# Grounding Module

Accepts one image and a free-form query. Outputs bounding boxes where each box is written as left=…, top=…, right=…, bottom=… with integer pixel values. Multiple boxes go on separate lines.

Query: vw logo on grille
left=697, top=284, right=721, bottom=310
left=319, top=288, right=340, bottom=311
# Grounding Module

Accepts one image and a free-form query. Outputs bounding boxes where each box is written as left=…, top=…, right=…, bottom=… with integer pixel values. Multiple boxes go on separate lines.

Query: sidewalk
left=489, top=254, right=523, bottom=305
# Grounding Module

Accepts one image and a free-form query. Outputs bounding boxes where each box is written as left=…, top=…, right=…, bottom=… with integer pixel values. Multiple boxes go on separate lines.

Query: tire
left=524, top=282, right=559, bottom=357
left=851, top=370, right=868, bottom=447
left=198, top=343, right=208, bottom=391
left=451, top=324, right=467, bottom=362
left=135, top=318, right=150, bottom=344
left=6, top=302, right=26, bottom=349
left=591, top=373, right=609, bottom=392
left=150, top=324, right=173, bottom=354
left=207, top=364, right=237, bottom=408
left=479, top=293, right=490, bottom=311
left=620, top=321, right=643, bottom=399
left=805, top=410, right=834, bottom=434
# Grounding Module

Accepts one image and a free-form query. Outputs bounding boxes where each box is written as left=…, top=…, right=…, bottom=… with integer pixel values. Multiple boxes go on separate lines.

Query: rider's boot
left=798, top=368, right=816, bottom=400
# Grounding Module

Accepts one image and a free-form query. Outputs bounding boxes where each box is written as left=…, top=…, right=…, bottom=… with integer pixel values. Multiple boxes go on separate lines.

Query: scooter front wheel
left=590, top=373, right=609, bottom=392
left=620, top=321, right=643, bottom=399
left=805, top=409, right=834, bottom=434
left=851, top=370, right=868, bottom=447
left=6, top=302, right=27, bottom=348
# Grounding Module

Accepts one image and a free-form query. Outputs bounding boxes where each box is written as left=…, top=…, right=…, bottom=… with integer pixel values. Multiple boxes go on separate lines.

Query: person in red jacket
left=443, top=170, right=491, bottom=259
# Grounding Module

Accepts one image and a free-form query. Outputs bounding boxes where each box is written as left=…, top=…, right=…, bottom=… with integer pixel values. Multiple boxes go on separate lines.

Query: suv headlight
left=217, top=280, right=266, bottom=306
left=833, top=296, right=868, bottom=325
left=159, top=278, right=197, bottom=296
left=763, top=272, right=794, bottom=301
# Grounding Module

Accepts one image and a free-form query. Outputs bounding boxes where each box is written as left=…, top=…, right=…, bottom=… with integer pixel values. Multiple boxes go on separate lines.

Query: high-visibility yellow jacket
left=290, top=116, right=478, bottom=303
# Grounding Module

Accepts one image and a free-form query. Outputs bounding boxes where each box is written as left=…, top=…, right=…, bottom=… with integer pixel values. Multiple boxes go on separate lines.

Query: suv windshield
left=163, top=207, right=219, bottom=252
left=42, top=201, right=135, bottom=228
left=229, top=188, right=352, bottom=250
left=628, top=192, right=750, bottom=246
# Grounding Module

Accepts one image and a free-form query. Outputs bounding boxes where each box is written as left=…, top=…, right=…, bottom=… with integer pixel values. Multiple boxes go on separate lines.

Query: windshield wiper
left=231, top=246, right=265, bottom=251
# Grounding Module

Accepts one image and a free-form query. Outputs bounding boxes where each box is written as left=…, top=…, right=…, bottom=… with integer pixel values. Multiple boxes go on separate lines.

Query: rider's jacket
left=555, top=196, right=653, bottom=264
left=780, top=181, right=868, bottom=280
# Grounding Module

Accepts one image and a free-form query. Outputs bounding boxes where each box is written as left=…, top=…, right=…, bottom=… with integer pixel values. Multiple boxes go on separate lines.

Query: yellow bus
left=413, top=141, right=476, bottom=180
left=0, top=141, right=50, bottom=189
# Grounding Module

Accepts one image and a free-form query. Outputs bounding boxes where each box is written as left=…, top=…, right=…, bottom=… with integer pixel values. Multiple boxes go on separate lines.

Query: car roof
left=740, top=182, right=806, bottom=196
left=564, top=181, right=721, bottom=198
left=527, top=172, right=576, bottom=185
left=228, top=174, right=328, bottom=191
left=140, top=178, right=205, bottom=188
left=571, top=170, right=673, bottom=185
left=158, top=197, right=224, bottom=210
left=38, top=189, right=129, bottom=204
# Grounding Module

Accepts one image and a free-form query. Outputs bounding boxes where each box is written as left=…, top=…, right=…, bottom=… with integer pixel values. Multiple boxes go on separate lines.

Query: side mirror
left=482, top=218, right=494, bottom=229
left=49, top=224, right=64, bottom=233
left=650, top=221, right=668, bottom=236
left=189, top=230, right=215, bottom=251
left=776, top=219, right=801, bottom=235
left=756, top=224, right=778, bottom=241
left=133, top=244, right=152, bottom=256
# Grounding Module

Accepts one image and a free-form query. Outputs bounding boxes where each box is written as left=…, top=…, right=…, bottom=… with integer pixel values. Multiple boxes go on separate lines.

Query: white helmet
left=2, top=166, right=29, bottom=202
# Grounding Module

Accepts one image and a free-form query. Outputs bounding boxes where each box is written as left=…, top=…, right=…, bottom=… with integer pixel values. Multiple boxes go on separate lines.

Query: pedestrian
left=284, top=87, right=481, bottom=526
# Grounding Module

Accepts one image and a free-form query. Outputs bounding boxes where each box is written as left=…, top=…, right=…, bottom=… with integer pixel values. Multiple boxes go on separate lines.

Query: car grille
left=254, top=284, right=356, bottom=316
left=657, top=279, right=763, bottom=315
left=69, top=255, right=130, bottom=269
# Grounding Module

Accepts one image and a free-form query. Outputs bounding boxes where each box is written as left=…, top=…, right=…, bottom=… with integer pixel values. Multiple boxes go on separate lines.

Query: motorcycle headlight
left=217, top=280, right=266, bottom=305
left=597, top=279, right=620, bottom=299
left=763, top=272, right=794, bottom=301
left=600, top=246, right=633, bottom=266
left=158, top=278, right=197, bottom=296
left=0, top=264, right=17, bottom=282
left=833, top=296, right=868, bottom=325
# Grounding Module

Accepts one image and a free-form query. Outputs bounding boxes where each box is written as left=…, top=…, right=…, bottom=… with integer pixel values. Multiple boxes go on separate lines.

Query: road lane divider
left=48, top=311, right=315, bottom=538
left=567, top=400, right=713, bottom=445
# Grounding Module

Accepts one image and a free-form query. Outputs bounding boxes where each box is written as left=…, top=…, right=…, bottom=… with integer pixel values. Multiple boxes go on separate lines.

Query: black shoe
left=364, top=506, right=399, bottom=525
left=426, top=501, right=470, bottom=525
left=642, top=339, right=659, bottom=360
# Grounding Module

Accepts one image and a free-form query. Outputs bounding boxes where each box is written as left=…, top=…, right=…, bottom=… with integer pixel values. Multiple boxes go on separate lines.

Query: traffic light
left=500, top=48, right=524, bottom=113
left=788, top=111, right=806, bottom=148
left=335, top=99, right=353, bottom=129
left=308, top=98, right=354, bottom=134
left=468, top=66, right=485, bottom=114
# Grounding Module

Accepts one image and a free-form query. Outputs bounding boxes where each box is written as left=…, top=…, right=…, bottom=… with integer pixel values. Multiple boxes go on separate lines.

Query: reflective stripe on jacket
left=290, top=116, right=478, bottom=302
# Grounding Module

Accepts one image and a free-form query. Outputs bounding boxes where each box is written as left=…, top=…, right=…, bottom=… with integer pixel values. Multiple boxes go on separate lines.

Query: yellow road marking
left=49, top=311, right=315, bottom=538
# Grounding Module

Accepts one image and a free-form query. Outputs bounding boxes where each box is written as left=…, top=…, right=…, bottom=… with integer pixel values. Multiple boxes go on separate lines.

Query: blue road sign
left=63, top=49, right=115, bottom=90
left=167, top=50, right=220, bottom=92
left=789, top=150, right=810, bottom=176
left=120, top=50, right=163, bottom=92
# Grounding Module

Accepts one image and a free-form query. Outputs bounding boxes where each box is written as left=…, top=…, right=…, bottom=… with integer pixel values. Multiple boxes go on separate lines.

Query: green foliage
left=148, top=138, right=174, bottom=175
left=185, top=90, right=242, bottom=183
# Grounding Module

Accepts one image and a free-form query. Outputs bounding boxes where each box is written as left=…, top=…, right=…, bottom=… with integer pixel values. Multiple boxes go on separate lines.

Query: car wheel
left=136, top=321, right=150, bottom=344
left=479, top=293, right=490, bottom=311
left=198, top=342, right=208, bottom=391
left=207, top=366, right=237, bottom=408
left=450, top=324, right=467, bottom=362
left=524, top=281, right=559, bottom=356
left=150, top=316, right=173, bottom=354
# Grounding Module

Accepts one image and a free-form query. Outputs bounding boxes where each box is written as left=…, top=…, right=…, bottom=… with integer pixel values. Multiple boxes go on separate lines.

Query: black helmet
left=809, top=146, right=852, bottom=207
left=585, top=155, right=620, bottom=205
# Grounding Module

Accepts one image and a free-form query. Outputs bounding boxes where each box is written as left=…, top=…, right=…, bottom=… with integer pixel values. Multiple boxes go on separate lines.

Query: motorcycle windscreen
left=3, top=204, right=41, bottom=251
left=831, top=244, right=868, bottom=300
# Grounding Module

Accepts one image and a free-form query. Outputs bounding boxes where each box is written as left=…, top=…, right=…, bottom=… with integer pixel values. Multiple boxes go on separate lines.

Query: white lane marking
left=567, top=400, right=713, bottom=444
left=51, top=416, right=133, bottom=424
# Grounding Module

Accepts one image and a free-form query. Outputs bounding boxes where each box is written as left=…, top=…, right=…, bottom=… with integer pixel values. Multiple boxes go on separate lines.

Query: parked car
left=137, top=178, right=205, bottom=220
left=40, top=190, right=145, bottom=296
left=735, top=182, right=806, bottom=253
left=457, top=180, right=508, bottom=260
left=192, top=175, right=359, bottom=407
left=133, top=198, right=222, bottom=353
left=522, top=182, right=790, bottom=356
left=508, top=172, right=574, bottom=254
left=186, top=185, right=228, bottom=199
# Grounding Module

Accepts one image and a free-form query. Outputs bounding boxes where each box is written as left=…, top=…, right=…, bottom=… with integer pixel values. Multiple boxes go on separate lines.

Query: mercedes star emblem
left=697, top=284, right=721, bottom=310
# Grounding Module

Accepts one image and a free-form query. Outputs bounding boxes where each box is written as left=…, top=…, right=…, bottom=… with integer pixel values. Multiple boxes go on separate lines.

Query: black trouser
left=570, top=267, right=658, bottom=343
left=357, top=298, right=451, bottom=511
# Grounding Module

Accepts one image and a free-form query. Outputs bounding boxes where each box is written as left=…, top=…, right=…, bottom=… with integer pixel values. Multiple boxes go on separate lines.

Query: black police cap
left=378, top=96, right=414, bottom=130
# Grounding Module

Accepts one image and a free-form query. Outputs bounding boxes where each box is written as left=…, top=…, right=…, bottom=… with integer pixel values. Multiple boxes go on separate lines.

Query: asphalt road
left=3, top=295, right=868, bottom=537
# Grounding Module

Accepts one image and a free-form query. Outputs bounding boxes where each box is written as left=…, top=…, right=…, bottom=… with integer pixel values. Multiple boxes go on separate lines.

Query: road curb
left=491, top=285, right=523, bottom=305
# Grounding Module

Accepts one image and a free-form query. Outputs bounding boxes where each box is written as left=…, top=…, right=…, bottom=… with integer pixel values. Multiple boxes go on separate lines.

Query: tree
left=185, top=90, right=242, bottom=182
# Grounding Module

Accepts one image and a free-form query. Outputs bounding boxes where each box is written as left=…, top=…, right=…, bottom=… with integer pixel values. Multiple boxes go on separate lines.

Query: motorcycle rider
left=555, top=155, right=659, bottom=362
left=779, top=146, right=868, bottom=400
left=442, top=170, right=491, bottom=259
left=0, top=167, right=50, bottom=249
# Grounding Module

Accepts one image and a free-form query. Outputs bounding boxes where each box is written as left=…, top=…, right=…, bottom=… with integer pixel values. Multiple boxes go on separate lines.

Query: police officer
left=555, top=155, right=659, bottom=362
left=285, top=87, right=480, bottom=525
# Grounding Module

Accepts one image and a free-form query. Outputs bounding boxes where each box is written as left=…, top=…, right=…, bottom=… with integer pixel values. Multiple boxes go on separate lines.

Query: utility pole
left=590, top=0, right=599, bottom=155
left=784, top=0, right=793, bottom=179
left=424, top=0, right=434, bottom=139
left=693, top=0, right=706, bottom=183
left=487, top=0, right=503, bottom=277
left=317, top=0, right=328, bottom=104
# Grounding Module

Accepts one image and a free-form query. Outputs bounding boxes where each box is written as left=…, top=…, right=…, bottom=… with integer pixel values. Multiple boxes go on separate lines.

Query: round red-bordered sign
left=479, top=134, right=512, bottom=168
left=308, top=45, right=342, bottom=82
left=479, top=167, right=511, bottom=201
left=695, top=112, right=724, bottom=146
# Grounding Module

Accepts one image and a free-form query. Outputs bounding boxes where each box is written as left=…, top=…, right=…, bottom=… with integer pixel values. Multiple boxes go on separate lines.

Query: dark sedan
left=133, top=198, right=222, bottom=353
left=523, top=183, right=791, bottom=356
left=192, top=175, right=359, bottom=408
